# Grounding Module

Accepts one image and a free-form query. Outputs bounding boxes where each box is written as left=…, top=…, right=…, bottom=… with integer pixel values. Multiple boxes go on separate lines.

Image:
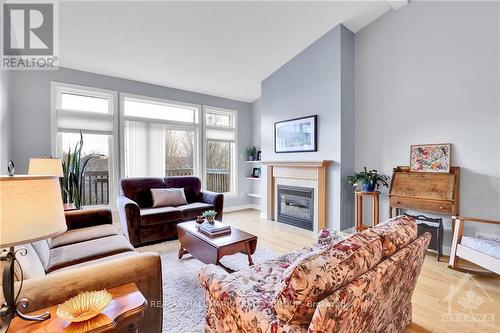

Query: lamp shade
left=28, top=158, right=64, bottom=177
left=0, top=175, right=67, bottom=247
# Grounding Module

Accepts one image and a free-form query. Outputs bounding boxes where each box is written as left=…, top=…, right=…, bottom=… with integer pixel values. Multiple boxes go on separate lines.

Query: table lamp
left=0, top=175, right=67, bottom=332
left=28, top=158, right=64, bottom=177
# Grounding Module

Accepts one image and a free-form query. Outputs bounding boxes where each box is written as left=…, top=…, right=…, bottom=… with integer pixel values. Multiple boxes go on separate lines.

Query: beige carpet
left=137, top=240, right=278, bottom=333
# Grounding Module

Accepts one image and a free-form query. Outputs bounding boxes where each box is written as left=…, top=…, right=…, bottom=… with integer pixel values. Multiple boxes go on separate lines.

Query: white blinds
left=124, top=121, right=166, bottom=177
left=206, top=128, right=236, bottom=141
left=56, top=111, right=114, bottom=134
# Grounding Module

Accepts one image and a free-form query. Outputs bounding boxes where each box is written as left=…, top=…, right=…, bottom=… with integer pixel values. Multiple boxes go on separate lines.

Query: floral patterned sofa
left=199, top=216, right=431, bottom=333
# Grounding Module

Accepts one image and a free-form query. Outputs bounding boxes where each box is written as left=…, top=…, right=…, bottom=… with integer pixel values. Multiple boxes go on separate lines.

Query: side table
left=9, top=283, right=147, bottom=333
left=355, top=191, right=380, bottom=231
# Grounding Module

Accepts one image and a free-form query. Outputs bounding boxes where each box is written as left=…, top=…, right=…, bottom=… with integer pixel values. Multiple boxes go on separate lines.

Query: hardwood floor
left=224, top=209, right=500, bottom=333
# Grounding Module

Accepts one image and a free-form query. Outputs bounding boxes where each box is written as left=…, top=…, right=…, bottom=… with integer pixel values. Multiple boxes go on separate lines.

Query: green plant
left=347, top=167, right=390, bottom=190
left=60, top=132, right=103, bottom=209
left=246, top=145, right=258, bottom=157
left=202, top=210, right=217, bottom=218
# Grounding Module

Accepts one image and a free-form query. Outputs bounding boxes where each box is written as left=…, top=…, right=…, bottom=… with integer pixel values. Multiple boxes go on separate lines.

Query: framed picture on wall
left=410, top=143, right=451, bottom=173
left=274, top=115, right=317, bottom=153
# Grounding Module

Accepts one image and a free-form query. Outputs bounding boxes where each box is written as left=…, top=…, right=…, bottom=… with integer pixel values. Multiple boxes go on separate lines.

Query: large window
left=51, top=82, right=118, bottom=208
left=204, top=107, right=237, bottom=195
left=121, top=95, right=200, bottom=178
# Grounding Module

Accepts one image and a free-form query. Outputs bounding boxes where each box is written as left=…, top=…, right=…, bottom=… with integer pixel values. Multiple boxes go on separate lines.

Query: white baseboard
left=224, top=204, right=260, bottom=212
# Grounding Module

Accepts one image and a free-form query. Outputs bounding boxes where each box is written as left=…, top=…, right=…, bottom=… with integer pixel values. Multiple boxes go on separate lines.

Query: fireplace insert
left=277, top=185, right=314, bottom=230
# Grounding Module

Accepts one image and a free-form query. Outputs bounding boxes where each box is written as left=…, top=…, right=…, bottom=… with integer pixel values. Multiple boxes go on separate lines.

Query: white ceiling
left=59, top=1, right=394, bottom=102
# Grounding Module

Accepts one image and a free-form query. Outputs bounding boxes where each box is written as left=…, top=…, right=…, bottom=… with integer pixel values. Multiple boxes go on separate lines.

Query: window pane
left=124, top=98, right=195, bottom=123
left=59, top=132, right=110, bottom=206
left=166, top=130, right=195, bottom=176
left=206, top=112, right=232, bottom=127
left=61, top=93, right=109, bottom=114
left=206, top=141, right=233, bottom=193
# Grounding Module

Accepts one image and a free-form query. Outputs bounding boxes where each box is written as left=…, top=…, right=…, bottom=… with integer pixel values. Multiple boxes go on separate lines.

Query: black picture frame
left=252, top=167, right=261, bottom=178
left=274, top=115, right=317, bottom=153
left=257, top=150, right=262, bottom=161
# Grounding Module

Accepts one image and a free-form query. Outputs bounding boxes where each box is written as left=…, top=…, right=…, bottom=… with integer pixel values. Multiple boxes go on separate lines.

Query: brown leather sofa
left=118, top=176, right=224, bottom=247
left=2, top=209, right=163, bottom=333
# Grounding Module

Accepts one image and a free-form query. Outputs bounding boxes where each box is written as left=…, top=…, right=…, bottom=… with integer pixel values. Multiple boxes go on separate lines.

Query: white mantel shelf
left=261, top=161, right=332, bottom=168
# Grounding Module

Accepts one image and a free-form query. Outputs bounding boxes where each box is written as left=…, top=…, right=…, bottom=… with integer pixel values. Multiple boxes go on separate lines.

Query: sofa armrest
left=199, top=264, right=242, bottom=300
left=64, top=208, right=112, bottom=230
left=201, top=190, right=224, bottom=220
left=117, top=195, right=142, bottom=246
left=10, top=252, right=163, bottom=333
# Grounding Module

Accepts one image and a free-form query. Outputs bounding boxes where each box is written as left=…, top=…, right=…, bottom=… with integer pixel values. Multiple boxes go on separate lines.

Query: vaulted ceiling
left=59, top=1, right=397, bottom=102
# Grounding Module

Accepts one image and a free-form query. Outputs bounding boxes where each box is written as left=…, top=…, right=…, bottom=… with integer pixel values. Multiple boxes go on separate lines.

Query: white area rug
left=137, top=240, right=278, bottom=333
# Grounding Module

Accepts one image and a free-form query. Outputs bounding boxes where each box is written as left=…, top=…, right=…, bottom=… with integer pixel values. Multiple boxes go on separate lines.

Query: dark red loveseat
left=117, top=176, right=223, bottom=247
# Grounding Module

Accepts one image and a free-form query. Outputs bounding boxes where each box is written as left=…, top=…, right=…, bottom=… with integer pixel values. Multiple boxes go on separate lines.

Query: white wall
left=355, top=0, right=500, bottom=249
left=0, top=70, right=9, bottom=174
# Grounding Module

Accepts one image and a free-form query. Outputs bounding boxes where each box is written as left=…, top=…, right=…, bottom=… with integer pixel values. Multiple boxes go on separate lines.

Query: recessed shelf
left=245, top=160, right=262, bottom=164
left=246, top=193, right=262, bottom=198
left=246, top=177, right=261, bottom=180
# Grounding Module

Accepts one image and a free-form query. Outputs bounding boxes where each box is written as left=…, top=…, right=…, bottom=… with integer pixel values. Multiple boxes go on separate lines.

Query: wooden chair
left=448, top=216, right=500, bottom=276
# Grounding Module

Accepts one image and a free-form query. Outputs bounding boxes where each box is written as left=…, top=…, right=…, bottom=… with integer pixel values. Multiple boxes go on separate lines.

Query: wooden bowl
left=56, top=290, right=112, bottom=323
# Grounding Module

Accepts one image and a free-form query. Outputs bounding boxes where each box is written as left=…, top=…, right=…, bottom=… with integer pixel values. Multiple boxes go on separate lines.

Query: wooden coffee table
left=177, top=221, right=257, bottom=270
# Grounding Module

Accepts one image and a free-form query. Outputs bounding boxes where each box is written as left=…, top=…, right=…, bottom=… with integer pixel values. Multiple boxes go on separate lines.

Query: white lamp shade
left=28, top=158, right=64, bottom=177
left=0, top=175, right=67, bottom=247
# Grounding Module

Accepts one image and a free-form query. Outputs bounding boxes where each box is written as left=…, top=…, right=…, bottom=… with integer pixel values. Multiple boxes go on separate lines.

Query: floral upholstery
left=308, top=232, right=431, bottom=333
left=273, top=232, right=382, bottom=324
left=369, top=215, right=418, bottom=258
left=317, top=228, right=350, bottom=245
left=200, top=216, right=428, bottom=333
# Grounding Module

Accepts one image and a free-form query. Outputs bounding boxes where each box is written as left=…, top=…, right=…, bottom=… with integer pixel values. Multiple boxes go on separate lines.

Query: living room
left=0, top=1, right=499, bottom=333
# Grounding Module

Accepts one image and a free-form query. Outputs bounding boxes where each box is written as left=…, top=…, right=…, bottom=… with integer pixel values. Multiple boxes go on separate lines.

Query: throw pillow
left=151, top=188, right=187, bottom=208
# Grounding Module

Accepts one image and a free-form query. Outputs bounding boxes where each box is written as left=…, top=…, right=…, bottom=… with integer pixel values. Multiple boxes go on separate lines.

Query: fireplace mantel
left=265, top=160, right=332, bottom=230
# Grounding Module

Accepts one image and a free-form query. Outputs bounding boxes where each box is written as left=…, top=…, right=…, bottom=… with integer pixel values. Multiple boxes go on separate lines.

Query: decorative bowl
left=56, top=290, right=112, bottom=323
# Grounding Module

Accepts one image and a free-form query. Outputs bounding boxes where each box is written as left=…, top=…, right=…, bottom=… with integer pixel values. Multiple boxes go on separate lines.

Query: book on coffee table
left=199, top=221, right=231, bottom=237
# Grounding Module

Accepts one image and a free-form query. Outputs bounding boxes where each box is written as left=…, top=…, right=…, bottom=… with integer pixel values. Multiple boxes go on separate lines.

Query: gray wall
left=5, top=67, right=252, bottom=208
left=260, top=24, right=355, bottom=230
left=355, top=1, right=500, bottom=249
left=0, top=70, right=9, bottom=174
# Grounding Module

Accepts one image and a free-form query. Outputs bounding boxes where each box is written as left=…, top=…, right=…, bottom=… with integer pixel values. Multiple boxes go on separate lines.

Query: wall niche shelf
left=246, top=193, right=262, bottom=199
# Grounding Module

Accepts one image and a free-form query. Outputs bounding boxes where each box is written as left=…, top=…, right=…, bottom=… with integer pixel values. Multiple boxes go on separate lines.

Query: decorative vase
left=363, top=181, right=376, bottom=192
left=195, top=216, right=205, bottom=227
left=206, top=216, right=215, bottom=224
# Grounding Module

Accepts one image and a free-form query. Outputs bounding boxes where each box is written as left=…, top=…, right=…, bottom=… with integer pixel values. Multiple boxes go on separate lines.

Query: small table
left=9, top=283, right=147, bottom=333
left=355, top=191, right=380, bottom=231
left=177, top=221, right=258, bottom=271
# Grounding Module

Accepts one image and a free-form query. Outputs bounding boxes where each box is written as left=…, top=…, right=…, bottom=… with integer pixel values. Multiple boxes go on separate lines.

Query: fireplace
left=277, top=185, right=314, bottom=230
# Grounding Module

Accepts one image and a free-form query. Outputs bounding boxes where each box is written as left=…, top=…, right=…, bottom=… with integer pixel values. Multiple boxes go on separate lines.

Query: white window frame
left=203, top=106, right=238, bottom=198
left=119, top=93, right=202, bottom=179
left=50, top=81, right=119, bottom=209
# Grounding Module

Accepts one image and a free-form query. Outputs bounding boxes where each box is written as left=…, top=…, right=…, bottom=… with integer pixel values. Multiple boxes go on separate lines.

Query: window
left=121, top=95, right=200, bottom=178
left=204, top=107, right=237, bottom=196
left=51, top=82, right=118, bottom=208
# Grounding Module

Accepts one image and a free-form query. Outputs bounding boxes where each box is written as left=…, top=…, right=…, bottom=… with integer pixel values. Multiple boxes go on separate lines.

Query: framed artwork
left=257, top=151, right=261, bottom=161
left=274, top=115, right=317, bottom=153
left=252, top=167, right=261, bottom=178
left=410, top=143, right=451, bottom=173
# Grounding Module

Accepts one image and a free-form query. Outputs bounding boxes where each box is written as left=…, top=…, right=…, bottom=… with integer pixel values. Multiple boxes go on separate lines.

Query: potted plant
left=347, top=167, right=390, bottom=192
left=202, top=210, right=217, bottom=224
left=246, top=145, right=258, bottom=161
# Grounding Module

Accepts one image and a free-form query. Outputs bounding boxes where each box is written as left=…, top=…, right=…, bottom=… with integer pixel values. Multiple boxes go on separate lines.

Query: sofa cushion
left=31, top=239, right=51, bottom=270
left=50, top=252, right=136, bottom=273
left=273, top=232, right=383, bottom=325
left=140, top=206, right=182, bottom=226
left=369, top=215, right=418, bottom=258
left=177, top=202, right=214, bottom=220
left=121, top=177, right=167, bottom=208
left=49, top=224, right=119, bottom=249
left=151, top=188, right=187, bottom=208
left=46, top=235, right=134, bottom=273
left=165, top=176, right=202, bottom=203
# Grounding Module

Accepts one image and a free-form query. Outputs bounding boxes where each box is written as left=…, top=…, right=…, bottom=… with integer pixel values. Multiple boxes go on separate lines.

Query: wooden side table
left=355, top=191, right=380, bottom=231
left=9, top=283, right=147, bottom=333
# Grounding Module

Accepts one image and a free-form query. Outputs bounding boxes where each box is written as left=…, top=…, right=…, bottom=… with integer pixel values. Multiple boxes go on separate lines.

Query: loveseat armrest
left=201, top=190, right=224, bottom=220
left=65, top=208, right=112, bottom=230
left=9, top=252, right=163, bottom=333
left=199, top=264, right=242, bottom=300
left=117, top=195, right=142, bottom=246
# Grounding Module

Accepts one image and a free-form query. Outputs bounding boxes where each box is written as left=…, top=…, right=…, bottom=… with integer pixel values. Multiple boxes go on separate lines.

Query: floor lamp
left=0, top=175, right=67, bottom=332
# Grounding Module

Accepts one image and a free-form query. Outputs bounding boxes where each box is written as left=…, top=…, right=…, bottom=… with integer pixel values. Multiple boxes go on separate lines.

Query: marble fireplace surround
left=263, top=161, right=332, bottom=232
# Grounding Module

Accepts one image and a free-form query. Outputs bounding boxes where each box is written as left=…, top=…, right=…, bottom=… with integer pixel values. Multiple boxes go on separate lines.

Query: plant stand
left=355, top=191, right=380, bottom=231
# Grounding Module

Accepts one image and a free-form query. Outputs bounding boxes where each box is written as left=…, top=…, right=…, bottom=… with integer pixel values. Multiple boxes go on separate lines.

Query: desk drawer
left=390, top=196, right=452, bottom=214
